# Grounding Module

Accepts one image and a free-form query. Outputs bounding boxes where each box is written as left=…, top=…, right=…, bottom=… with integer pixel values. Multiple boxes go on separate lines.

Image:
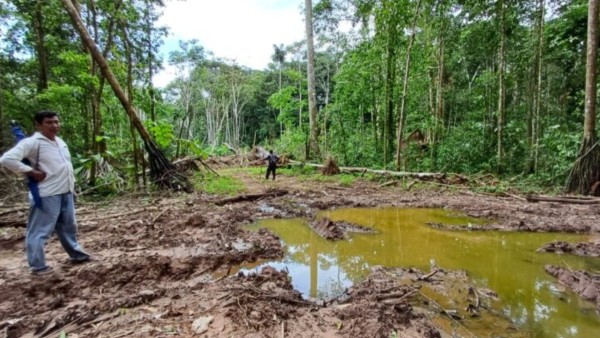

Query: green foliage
left=275, top=129, right=308, bottom=160
left=536, top=125, right=581, bottom=185
left=430, top=121, right=494, bottom=173
left=146, top=120, right=175, bottom=150
left=0, top=0, right=593, bottom=195
left=72, top=152, right=125, bottom=194
left=206, top=144, right=234, bottom=157
left=178, top=139, right=208, bottom=158
left=268, top=86, right=300, bottom=128
left=194, top=173, right=246, bottom=196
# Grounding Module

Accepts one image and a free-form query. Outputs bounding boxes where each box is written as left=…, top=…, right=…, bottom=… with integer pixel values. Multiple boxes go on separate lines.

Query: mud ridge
left=538, top=240, right=600, bottom=257
left=545, top=265, right=600, bottom=309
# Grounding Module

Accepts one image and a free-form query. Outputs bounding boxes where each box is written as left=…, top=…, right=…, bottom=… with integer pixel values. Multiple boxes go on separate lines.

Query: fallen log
left=214, top=190, right=288, bottom=206
left=289, top=160, right=446, bottom=180
left=526, top=195, right=600, bottom=205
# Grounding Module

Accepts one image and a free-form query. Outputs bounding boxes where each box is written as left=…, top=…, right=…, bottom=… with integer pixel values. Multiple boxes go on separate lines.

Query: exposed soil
left=1, top=167, right=599, bottom=337
left=544, top=265, right=600, bottom=309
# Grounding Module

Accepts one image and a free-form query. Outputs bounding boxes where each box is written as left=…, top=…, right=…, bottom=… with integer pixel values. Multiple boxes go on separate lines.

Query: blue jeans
left=26, top=192, right=89, bottom=271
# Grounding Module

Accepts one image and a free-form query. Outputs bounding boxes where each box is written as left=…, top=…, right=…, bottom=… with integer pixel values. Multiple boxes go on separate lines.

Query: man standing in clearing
left=265, top=150, right=279, bottom=180
left=0, top=111, right=91, bottom=275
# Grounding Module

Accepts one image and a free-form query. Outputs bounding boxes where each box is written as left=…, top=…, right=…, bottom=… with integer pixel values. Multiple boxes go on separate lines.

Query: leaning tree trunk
left=61, top=0, right=191, bottom=191
left=565, top=0, right=600, bottom=195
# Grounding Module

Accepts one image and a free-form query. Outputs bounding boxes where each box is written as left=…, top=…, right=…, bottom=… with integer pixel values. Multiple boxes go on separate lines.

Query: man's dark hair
left=269, top=150, right=273, bottom=154
left=34, top=111, right=59, bottom=124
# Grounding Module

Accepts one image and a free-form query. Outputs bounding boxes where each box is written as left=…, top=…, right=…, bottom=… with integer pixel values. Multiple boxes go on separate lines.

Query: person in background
left=0, top=111, right=91, bottom=275
left=265, top=150, right=279, bottom=180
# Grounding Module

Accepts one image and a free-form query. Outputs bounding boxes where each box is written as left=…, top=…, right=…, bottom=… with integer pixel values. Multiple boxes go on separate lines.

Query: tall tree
left=32, top=0, right=48, bottom=93
left=272, top=43, right=286, bottom=134
left=496, top=0, right=507, bottom=172
left=382, top=0, right=399, bottom=168
left=565, top=0, right=600, bottom=195
left=61, top=0, right=191, bottom=191
left=305, top=0, right=320, bottom=159
left=395, top=0, right=422, bottom=170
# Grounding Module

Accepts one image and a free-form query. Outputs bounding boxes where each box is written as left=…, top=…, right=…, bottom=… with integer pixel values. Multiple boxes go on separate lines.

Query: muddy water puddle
left=244, top=207, right=599, bottom=338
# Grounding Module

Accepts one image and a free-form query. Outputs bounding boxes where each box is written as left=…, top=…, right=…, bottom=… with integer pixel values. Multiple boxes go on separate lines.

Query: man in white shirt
left=0, top=111, right=91, bottom=275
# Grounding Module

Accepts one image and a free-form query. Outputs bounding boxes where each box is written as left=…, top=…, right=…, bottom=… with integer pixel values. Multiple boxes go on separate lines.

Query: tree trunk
left=87, top=0, right=117, bottom=185
left=34, top=0, right=48, bottom=93
left=144, top=0, right=156, bottom=121
left=0, top=70, right=4, bottom=151
left=496, top=0, right=506, bottom=173
left=61, top=0, right=191, bottom=191
left=122, top=21, right=141, bottom=189
left=566, top=0, right=600, bottom=195
left=533, top=0, right=545, bottom=173
left=298, top=59, right=303, bottom=129
left=432, top=34, right=445, bottom=170
left=88, top=0, right=100, bottom=186
left=384, top=31, right=396, bottom=169
left=395, top=0, right=422, bottom=170
left=305, top=0, right=320, bottom=159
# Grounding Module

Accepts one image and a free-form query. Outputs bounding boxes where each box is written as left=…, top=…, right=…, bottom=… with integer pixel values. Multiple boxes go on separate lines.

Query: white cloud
left=155, top=0, right=305, bottom=87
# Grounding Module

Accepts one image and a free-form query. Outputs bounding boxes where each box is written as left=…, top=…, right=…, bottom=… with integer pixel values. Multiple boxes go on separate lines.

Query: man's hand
left=27, top=170, right=47, bottom=182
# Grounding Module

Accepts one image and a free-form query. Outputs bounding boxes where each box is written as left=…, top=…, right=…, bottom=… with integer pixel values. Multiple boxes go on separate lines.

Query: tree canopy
left=0, top=0, right=598, bottom=194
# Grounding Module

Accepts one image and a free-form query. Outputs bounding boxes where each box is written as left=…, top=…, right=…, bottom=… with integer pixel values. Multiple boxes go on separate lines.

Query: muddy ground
left=1, top=166, right=599, bottom=337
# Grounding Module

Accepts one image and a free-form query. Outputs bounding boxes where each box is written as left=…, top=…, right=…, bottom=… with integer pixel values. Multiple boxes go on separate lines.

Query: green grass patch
left=231, top=165, right=360, bottom=186
left=194, top=173, right=246, bottom=196
left=233, top=165, right=318, bottom=177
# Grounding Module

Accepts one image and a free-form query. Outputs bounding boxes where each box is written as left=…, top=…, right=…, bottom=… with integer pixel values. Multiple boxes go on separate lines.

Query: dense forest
left=0, top=0, right=599, bottom=194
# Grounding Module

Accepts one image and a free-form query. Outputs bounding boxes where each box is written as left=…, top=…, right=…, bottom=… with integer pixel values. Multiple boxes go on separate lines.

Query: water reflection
left=245, top=207, right=600, bottom=338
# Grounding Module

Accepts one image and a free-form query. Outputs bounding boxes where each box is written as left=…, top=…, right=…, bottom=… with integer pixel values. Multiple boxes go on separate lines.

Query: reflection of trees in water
left=276, top=219, right=373, bottom=283
left=258, top=210, right=600, bottom=337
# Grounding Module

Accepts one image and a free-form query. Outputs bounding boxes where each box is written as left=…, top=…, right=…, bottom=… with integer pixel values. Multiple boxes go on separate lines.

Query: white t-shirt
left=0, top=132, right=75, bottom=197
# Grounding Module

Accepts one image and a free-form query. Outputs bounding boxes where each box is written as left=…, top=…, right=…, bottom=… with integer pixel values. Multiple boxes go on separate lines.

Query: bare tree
left=226, top=65, right=247, bottom=149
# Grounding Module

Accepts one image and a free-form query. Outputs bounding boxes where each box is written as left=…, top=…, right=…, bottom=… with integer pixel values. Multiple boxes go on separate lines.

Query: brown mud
left=544, top=265, right=600, bottom=309
left=538, top=240, right=600, bottom=257
left=1, top=168, right=599, bottom=337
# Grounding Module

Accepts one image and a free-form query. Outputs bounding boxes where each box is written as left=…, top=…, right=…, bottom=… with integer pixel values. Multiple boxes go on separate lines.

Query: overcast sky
left=154, top=0, right=306, bottom=87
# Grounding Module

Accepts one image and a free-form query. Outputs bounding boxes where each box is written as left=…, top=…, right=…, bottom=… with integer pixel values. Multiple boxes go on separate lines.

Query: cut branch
left=215, top=190, right=288, bottom=206
left=526, top=195, right=600, bottom=205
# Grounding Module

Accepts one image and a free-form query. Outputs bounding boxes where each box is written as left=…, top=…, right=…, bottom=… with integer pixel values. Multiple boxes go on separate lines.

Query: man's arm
left=0, top=139, right=45, bottom=181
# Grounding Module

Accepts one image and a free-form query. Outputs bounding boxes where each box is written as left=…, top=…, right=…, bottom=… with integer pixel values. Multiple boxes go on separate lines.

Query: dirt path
left=1, top=169, right=599, bottom=337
